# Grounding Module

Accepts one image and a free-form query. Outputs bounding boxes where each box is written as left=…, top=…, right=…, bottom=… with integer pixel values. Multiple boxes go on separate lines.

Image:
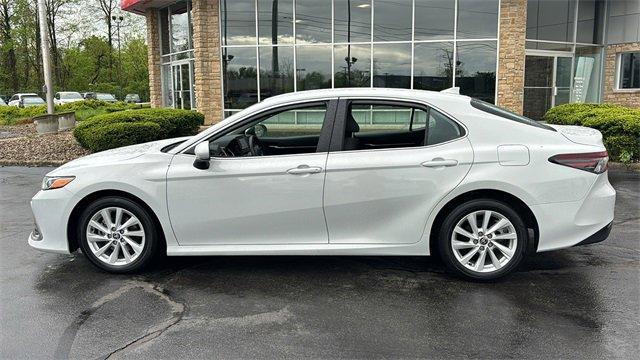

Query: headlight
left=42, top=176, right=75, bottom=190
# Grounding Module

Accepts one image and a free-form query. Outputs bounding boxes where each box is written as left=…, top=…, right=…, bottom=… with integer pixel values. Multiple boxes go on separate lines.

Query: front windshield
left=23, top=97, right=45, bottom=105
left=97, top=93, right=116, bottom=101
left=61, top=92, right=83, bottom=100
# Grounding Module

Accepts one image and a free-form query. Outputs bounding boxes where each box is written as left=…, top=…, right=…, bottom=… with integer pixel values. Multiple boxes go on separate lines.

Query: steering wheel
left=248, top=135, right=264, bottom=156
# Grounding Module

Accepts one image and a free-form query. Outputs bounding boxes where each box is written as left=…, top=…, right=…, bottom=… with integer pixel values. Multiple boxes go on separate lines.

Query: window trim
left=329, top=97, right=466, bottom=153
left=616, top=51, right=640, bottom=91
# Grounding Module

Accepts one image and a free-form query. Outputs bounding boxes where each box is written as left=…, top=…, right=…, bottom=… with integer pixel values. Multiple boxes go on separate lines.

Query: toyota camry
left=28, top=88, right=615, bottom=280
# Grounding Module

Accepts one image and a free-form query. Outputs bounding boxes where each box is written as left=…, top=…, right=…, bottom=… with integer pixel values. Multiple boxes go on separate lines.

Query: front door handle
left=287, top=165, right=323, bottom=175
left=421, top=159, right=458, bottom=168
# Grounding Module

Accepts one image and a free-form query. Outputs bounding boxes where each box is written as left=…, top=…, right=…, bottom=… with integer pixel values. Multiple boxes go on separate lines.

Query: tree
left=0, top=0, right=18, bottom=92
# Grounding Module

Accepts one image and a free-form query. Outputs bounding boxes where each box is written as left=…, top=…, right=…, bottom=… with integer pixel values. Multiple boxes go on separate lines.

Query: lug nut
left=480, top=246, right=485, bottom=251
left=488, top=242, right=493, bottom=247
left=107, top=234, right=111, bottom=238
left=111, top=227, right=116, bottom=231
left=473, top=240, right=478, bottom=244
left=119, top=230, right=124, bottom=234
left=487, top=234, right=493, bottom=239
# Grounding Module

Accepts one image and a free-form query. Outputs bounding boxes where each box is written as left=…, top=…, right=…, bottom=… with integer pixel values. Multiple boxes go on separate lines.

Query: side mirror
left=193, top=141, right=211, bottom=170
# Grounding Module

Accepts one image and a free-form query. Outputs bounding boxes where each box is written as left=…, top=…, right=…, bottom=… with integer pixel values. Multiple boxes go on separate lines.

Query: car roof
left=258, top=88, right=471, bottom=110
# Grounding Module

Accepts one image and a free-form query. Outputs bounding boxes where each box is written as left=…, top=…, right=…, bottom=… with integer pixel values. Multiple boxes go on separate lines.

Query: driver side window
left=210, top=103, right=328, bottom=158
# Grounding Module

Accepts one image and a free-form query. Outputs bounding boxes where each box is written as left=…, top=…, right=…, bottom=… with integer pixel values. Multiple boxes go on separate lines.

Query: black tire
left=77, top=196, right=159, bottom=273
left=438, top=199, right=527, bottom=281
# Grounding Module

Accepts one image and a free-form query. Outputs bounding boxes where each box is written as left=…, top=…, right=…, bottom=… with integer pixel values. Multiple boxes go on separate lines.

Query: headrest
left=346, top=113, right=360, bottom=133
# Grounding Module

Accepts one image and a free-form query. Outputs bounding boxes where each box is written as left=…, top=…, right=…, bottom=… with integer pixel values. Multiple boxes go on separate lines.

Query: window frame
left=329, top=98, right=466, bottom=153
left=183, top=99, right=339, bottom=157
left=616, top=52, right=640, bottom=91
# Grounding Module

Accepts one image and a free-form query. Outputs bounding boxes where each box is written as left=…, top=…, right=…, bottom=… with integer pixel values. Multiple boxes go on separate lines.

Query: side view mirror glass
left=193, top=141, right=211, bottom=170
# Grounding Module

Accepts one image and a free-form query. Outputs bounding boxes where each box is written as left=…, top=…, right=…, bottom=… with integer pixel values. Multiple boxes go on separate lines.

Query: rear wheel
left=438, top=199, right=527, bottom=281
left=77, top=196, right=158, bottom=273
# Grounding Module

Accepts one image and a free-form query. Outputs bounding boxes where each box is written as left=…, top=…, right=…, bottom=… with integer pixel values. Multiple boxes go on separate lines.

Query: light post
left=112, top=14, right=124, bottom=87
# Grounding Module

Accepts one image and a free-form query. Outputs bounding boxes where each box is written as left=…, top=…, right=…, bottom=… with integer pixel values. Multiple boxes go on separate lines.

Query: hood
left=547, top=124, right=604, bottom=147
left=51, top=136, right=191, bottom=174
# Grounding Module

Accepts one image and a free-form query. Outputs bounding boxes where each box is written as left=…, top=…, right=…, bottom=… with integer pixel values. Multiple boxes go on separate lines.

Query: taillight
left=549, top=151, right=609, bottom=174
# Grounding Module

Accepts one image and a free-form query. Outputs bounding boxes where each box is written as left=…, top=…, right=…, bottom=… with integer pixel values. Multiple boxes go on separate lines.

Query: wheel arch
left=428, top=189, right=539, bottom=256
left=67, top=189, right=167, bottom=254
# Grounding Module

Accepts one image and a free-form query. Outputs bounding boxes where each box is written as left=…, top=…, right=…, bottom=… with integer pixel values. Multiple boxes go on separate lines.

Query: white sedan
left=28, top=88, right=615, bottom=280
left=54, top=91, right=84, bottom=105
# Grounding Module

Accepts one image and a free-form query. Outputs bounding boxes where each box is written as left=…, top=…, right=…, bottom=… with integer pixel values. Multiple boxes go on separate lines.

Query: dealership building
left=121, top=0, right=640, bottom=124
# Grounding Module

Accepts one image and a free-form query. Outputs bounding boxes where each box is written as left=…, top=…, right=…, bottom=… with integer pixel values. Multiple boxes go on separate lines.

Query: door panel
left=324, top=139, right=473, bottom=244
left=167, top=153, right=329, bottom=245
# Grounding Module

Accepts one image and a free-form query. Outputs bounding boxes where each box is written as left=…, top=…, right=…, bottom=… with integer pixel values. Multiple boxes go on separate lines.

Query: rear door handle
left=421, top=159, right=458, bottom=168
left=287, top=165, right=323, bottom=175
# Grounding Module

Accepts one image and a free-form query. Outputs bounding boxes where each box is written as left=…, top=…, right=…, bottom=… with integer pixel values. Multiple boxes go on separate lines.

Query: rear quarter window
left=470, top=99, right=556, bottom=131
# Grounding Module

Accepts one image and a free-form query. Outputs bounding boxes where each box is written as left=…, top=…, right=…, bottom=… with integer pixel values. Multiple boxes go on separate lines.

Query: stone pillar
left=145, top=9, right=163, bottom=108
left=192, top=0, right=223, bottom=124
left=496, top=0, right=527, bottom=114
left=603, top=42, right=640, bottom=108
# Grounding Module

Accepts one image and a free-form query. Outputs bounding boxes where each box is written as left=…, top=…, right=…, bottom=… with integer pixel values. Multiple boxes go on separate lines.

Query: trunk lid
left=548, top=124, right=604, bottom=147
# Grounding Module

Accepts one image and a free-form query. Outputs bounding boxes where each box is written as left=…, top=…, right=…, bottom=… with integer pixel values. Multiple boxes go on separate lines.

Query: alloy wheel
left=86, top=207, right=146, bottom=266
left=450, top=210, right=518, bottom=273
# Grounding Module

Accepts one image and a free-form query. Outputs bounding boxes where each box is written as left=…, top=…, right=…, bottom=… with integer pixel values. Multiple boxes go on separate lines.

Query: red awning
left=121, top=0, right=176, bottom=14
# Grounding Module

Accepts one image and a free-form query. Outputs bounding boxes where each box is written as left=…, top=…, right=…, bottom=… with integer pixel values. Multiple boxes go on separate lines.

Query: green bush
left=543, top=103, right=640, bottom=163
left=74, top=108, right=204, bottom=152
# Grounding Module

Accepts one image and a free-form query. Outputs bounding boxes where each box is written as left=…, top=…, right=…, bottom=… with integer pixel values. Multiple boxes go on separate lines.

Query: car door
left=323, top=99, right=473, bottom=244
left=166, top=100, right=337, bottom=246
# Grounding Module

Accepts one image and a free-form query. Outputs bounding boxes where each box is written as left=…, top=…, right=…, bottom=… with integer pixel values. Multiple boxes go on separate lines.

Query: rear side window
left=427, top=109, right=462, bottom=145
left=470, top=98, right=556, bottom=131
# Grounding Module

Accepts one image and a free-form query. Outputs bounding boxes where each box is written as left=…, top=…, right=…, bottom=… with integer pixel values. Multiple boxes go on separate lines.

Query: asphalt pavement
left=0, top=166, right=638, bottom=359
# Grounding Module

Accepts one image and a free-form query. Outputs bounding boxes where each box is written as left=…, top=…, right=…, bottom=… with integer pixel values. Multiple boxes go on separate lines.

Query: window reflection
left=296, top=46, right=332, bottom=90
left=373, top=43, right=411, bottom=88
left=260, top=46, right=295, bottom=99
left=456, top=41, right=496, bottom=103
left=572, top=46, right=602, bottom=103
left=576, top=0, right=605, bottom=44
left=296, top=1, right=332, bottom=44
left=334, top=44, right=371, bottom=87
left=414, top=0, right=455, bottom=40
left=334, top=0, right=372, bottom=43
left=223, top=47, right=258, bottom=108
left=413, top=42, right=454, bottom=91
left=258, top=0, right=294, bottom=44
left=457, top=0, right=499, bottom=39
left=526, top=0, right=576, bottom=43
left=170, top=3, right=190, bottom=52
left=221, top=0, right=256, bottom=45
left=373, top=0, right=412, bottom=41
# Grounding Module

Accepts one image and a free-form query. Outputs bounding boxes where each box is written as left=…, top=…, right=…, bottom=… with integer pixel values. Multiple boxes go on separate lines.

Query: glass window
left=373, top=0, right=412, bottom=41
left=618, top=52, right=639, bottom=90
left=296, top=46, right=332, bottom=90
left=334, top=44, right=371, bottom=87
left=223, top=47, right=258, bottom=109
left=457, top=0, right=498, bottom=39
left=427, top=109, right=462, bottom=145
left=373, top=43, right=411, bottom=88
left=334, top=0, right=372, bottom=43
left=259, top=46, right=295, bottom=99
left=169, top=2, right=190, bottom=53
left=296, top=0, right=332, bottom=44
left=160, top=8, right=170, bottom=54
left=258, top=0, right=294, bottom=44
left=526, top=0, right=576, bottom=43
left=413, top=42, right=454, bottom=91
left=572, top=46, right=602, bottom=103
left=455, top=41, right=496, bottom=103
left=576, top=0, right=605, bottom=44
left=414, top=0, right=455, bottom=40
left=525, top=41, right=573, bottom=52
left=221, top=0, right=256, bottom=46
left=471, top=98, right=556, bottom=131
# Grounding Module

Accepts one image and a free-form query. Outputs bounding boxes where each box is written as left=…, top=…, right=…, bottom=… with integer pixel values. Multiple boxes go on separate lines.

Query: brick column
left=496, top=0, right=527, bottom=114
left=603, top=42, right=640, bottom=108
left=145, top=9, right=163, bottom=108
left=192, top=0, right=223, bottom=124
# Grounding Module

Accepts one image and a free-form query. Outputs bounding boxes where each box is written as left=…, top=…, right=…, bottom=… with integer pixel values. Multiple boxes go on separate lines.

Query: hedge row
left=74, top=108, right=204, bottom=152
left=543, top=103, right=640, bottom=163
left=0, top=100, right=150, bottom=124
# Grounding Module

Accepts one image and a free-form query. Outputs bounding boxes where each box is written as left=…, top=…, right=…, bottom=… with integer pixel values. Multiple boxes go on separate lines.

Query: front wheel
left=438, top=199, right=527, bottom=281
left=77, top=196, right=159, bottom=273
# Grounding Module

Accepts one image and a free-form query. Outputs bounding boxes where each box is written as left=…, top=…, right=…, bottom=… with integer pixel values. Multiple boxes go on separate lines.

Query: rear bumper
left=532, top=172, right=616, bottom=252
left=575, top=221, right=613, bottom=247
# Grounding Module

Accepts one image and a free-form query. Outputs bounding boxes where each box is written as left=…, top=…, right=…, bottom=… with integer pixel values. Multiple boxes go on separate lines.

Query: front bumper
left=28, top=188, right=77, bottom=254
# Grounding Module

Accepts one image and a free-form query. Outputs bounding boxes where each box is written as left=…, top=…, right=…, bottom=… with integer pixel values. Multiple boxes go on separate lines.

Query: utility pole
left=38, top=0, right=54, bottom=114
left=112, top=15, right=124, bottom=85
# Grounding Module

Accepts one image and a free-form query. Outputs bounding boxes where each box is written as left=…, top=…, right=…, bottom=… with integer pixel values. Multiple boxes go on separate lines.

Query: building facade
left=121, top=0, right=640, bottom=124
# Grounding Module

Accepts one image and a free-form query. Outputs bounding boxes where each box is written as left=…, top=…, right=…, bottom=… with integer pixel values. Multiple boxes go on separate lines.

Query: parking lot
left=0, top=166, right=638, bottom=359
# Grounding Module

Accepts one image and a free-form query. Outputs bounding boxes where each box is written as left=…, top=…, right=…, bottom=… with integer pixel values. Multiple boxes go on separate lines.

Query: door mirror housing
left=193, top=141, right=211, bottom=170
